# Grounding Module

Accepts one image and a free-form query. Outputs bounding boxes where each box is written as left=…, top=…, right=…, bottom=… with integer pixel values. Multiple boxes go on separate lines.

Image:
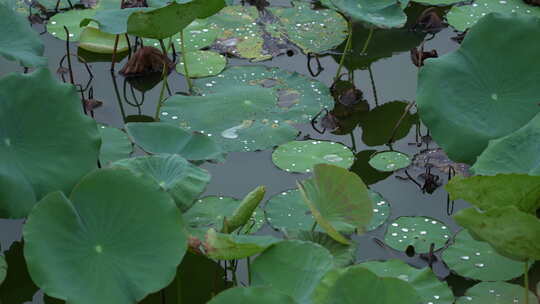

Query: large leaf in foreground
left=251, top=240, right=333, bottom=303
left=23, top=168, right=188, bottom=304
left=446, top=174, right=540, bottom=214
left=0, top=3, right=46, bottom=67
left=98, top=125, right=132, bottom=165
left=417, top=14, right=540, bottom=164
left=298, top=164, right=373, bottom=244
left=0, top=69, right=100, bottom=218
left=0, top=250, right=5, bottom=287
left=208, top=287, right=298, bottom=304
left=454, top=206, right=540, bottom=261
left=112, top=154, right=210, bottom=212
left=456, top=282, right=537, bottom=304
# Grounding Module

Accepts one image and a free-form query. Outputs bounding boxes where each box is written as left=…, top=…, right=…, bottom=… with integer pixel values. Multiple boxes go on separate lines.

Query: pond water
left=1, top=0, right=539, bottom=303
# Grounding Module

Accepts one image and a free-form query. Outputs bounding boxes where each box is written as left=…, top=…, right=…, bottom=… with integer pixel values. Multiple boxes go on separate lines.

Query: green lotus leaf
left=208, top=287, right=298, bottom=304
left=0, top=3, right=46, bottom=67
left=224, top=186, right=265, bottom=233
left=412, top=0, right=460, bottom=4
left=384, top=216, right=450, bottom=253
left=127, top=0, right=225, bottom=39
left=417, top=13, right=540, bottom=164
left=298, top=164, right=373, bottom=244
left=98, top=125, right=132, bottom=165
left=456, top=282, right=538, bottom=304
left=1, top=0, right=29, bottom=14
left=177, top=50, right=227, bottom=78
left=351, top=150, right=393, bottom=185
left=330, top=0, right=407, bottom=28
left=367, top=190, right=391, bottom=231
left=111, top=154, right=211, bottom=212
left=80, top=8, right=150, bottom=35
left=472, top=113, right=540, bottom=176
left=251, top=240, right=334, bottom=303
left=0, top=69, right=100, bottom=219
left=79, top=27, right=130, bottom=54
left=47, top=9, right=97, bottom=41
left=368, top=151, right=411, bottom=172
left=272, top=140, right=355, bottom=173
left=204, top=228, right=281, bottom=260
left=269, top=2, right=348, bottom=54
left=453, top=206, right=540, bottom=261
left=143, top=19, right=220, bottom=53
left=357, top=101, right=418, bottom=146
left=23, top=168, right=188, bottom=304
left=291, top=231, right=356, bottom=267
left=445, top=174, right=540, bottom=214
left=0, top=242, right=38, bottom=303
left=310, top=267, right=347, bottom=303
left=359, top=259, right=453, bottom=304
left=314, top=266, right=422, bottom=304
left=447, top=0, right=540, bottom=31
left=442, top=230, right=526, bottom=281
left=185, top=196, right=264, bottom=234
left=125, top=122, right=225, bottom=162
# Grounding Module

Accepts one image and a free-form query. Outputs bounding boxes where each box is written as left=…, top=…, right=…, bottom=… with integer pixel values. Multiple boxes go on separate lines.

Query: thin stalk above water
left=180, top=30, right=193, bottom=94
left=334, top=19, right=353, bottom=80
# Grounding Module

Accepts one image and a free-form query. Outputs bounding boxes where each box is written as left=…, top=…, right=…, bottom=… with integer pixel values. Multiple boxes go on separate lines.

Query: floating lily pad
left=47, top=9, right=97, bottom=41
left=177, top=50, right=227, bottom=78
left=442, top=230, right=526, bottom=281
left=204, top=228, right=281, bottom=260
left=0, top=2, right=46, bottom=67
left=291, top=231, right=356, bottom=267
left=272, top=140, right=354, bottom=173
left=331, top=0, right=407, bottom=28
left=208, top=287, right=297, bottom=304
left=368, top=151, right=411, bottom=172
left=23, top=168, right=188, bottom=304
left=184, top=196, right=264, bottom=234
left=79, top=27, right=130, bottom=54
left=80, top=8, right=151, bottom=35
left=125, top=122, right=225, bottom=162
left=251, top=240, right=334, bottom=303
left=456, top=282, right=538, bottom=304
left=384, top=216, right=450, bottom=253
left=417, top=14, right=540, bottom=164
left=359, top=259, right=453, bottom=304
left=447, top=0, right=540, bottom=31
left=143, top=19, right=221, bottom=52
left=412, top=0, right=460, bottom=4
left=112, top=154, right=211, bottom=212
left=98, top=125, right=132, bottom=165
left=298, top=164, right=373, bottom=244
left=270, top=2, right=348, bottom=54
left=472, top=113, right=540, bottom=176
left=351, top=150, right=393, bottom=185
left=265, top=189, right=319, bottom=233
left=0, top=69, right=100, bottom=219
left=367, top=191, right=390, bottom=231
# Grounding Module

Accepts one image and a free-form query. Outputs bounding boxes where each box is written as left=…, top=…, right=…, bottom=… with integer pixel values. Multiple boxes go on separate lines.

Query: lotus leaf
left=412, top=0, right=460, bottom=4
left=98, top=125, right=132, bottom=165
left=384, top=216, right=450, bottom=253
left=0, top=69, right=100, bottom=219
left=367, top=190, right=391, bottom=231
left=143, top=19, right=220, bottom=52
left=251, top=240, right=334, bottom=303
left=204, top=228, right=281, bottom=260
left=176, top=50, right=227, bottom=78
left=314, top=266, right=422, bottom=304
left=79, top=27, right=130, bottom=54
left=453, top=206, right=540, bottom=261
left=184, top=196, right=264, bottom=234
left=330, top=0, right=408, bottom=29
left=472, top=113, right=540, bottom=176
left=446, top=174, right=540, bottom=214
left=417, top=13, right=540, bottom=164
left=368, top=151, right=411, bottom=172
left=23, top=168, right=188, bottom=304
left=80, top=8, right=150, bottom=35
left=359, top=259, right=453, bottom=304
left=125, top=122, right=225, bottom=162
left=291, top=231, right=356, bottom=267
left=47, top=9, right=97, bottom=41
left=447, top=0, right=540, bottom=31
left=351, top=150, right=393, bottom=185
left=127, top=0, right=225, bottom=39
left=265, top=189, right=321, bottom=234
left=0, top=242, right=38, bottom=304
left=0, top=3, right=46, bottom=67
left=208, top=287, right=298, bottom=304
left=456, top=282, right=538, bottom=304
left=272, top=140, right=355, bottom=173
left=112, top=154, right=211, bottom=212
left=298, top=164, right=373, bottom=244
left=442, top=230, right=526, bottom=281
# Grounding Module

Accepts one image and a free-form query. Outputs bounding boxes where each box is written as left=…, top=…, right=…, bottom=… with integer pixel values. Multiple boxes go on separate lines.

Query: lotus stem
left=335, top=19, right=353, bottom=81
left=368, top=66, right=378, bottom=106
left=110, top=34, right=120, bottom=71
left=153, top=62, right=169, bottom=121
left=179, top=30, right=193, bottom=94
left=350, top=132, right=357, bottom=152
left=524, top=260, right=529, bottom=304
left=63, top=26, right=74, bottom=85
left=247, top=257, right=252, bottom=285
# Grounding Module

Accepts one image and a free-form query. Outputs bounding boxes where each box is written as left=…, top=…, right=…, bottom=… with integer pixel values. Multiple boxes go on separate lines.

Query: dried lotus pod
left=119, top=46, right=175, bottom=77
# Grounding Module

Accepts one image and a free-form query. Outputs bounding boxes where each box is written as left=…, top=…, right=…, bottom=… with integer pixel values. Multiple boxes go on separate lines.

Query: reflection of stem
left=350, top=131, right=357, bottom=152
left=368, top=66, right=378, bottom=106
left=180, top=30, right=193, bottom=94
left=110, top=71, right=127, bottom=122
left=111, top=34, right=120, bottom=71
left=247, top=257, right=252, bottom=285
left=524, top=260, right=529, bottom=304
left=311, top=221, right=317, bottom=232
left=388, top=102, right=416, bottom=145
left=63, top=26, right=74, bottom=85
left=335, top=19, right=353, bottom=80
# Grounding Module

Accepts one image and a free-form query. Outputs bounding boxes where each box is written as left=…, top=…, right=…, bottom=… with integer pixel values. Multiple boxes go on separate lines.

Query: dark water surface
left=1, top=1, right=538, bottom=302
